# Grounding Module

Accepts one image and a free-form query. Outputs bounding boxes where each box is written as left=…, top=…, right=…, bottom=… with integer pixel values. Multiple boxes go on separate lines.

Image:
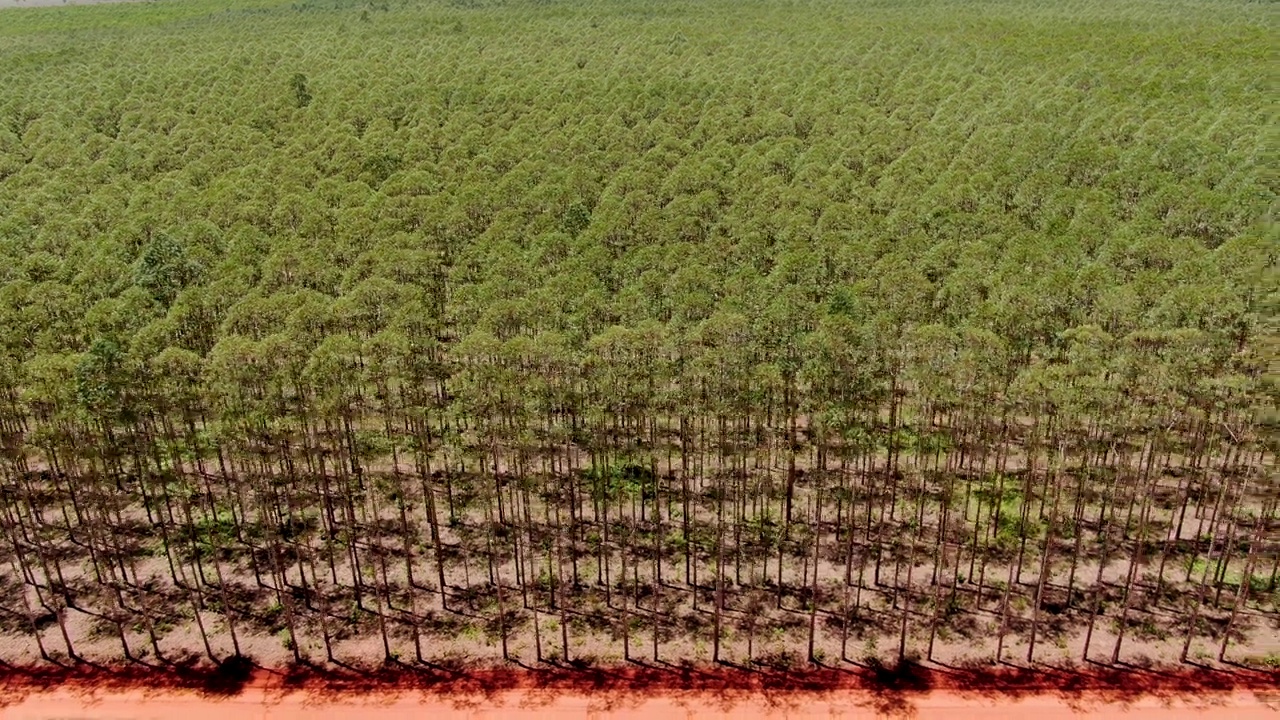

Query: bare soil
left=0, top=662, right=1276, bottom=718
left=3, top=690, right=1278, bottom=719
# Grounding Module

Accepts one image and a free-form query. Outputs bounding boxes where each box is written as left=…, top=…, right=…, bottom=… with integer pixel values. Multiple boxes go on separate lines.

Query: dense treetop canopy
left=0, top=0, right=1274, bottom=448
left=0, top=0, right=1276, bottom=674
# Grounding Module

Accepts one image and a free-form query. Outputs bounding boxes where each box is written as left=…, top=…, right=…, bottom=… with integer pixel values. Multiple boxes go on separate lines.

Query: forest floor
left=0, top=662, right=1276, bottom=719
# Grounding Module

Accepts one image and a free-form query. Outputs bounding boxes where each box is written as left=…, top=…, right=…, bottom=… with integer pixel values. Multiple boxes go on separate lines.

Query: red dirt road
left=1, top=687, right=1277, bottom=720
left=0, top=664, right=1275, bottom=719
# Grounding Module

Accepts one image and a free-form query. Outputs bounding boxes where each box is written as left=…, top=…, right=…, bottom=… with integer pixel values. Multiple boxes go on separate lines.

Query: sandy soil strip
left=0, top=664, right=1275, bottom=719
left=1, top=687, right=1277, bottom=720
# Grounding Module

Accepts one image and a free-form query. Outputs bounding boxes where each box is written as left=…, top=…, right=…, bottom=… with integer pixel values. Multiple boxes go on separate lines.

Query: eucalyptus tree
left=686, top=310, right=758, bottom=664
left=0, top=0, right=1272, bottom=672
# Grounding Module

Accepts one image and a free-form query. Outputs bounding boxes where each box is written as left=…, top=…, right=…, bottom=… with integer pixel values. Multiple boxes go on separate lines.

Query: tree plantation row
left=0, top=0, right=1275, bottom=669
left=0, top=392, right=1274, bottom=666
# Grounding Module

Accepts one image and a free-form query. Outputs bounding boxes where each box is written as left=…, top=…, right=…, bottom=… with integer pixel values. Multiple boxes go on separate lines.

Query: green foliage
left=192, top=509, right=238, bottom=557
left=0, top=0, right=1270, bottom=667
left=587, top=462, right=653, bottom=503
left=745, top=510, right=782, bottom=551
left=135, top=233, right=201, bottom=307
left=290, top=73, right=311, bottom=109
left=74, top=338, right=127, bottom=418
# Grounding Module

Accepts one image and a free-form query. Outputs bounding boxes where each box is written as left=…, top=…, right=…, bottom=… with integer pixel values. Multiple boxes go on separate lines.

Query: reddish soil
left=2, top=689, right=1277, bottom=719
left=0, top=661, right=1275, bottom=718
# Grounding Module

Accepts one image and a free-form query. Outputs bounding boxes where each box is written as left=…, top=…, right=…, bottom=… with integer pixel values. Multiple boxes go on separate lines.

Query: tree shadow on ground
left=0, top=654, right=1274, bottom=718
